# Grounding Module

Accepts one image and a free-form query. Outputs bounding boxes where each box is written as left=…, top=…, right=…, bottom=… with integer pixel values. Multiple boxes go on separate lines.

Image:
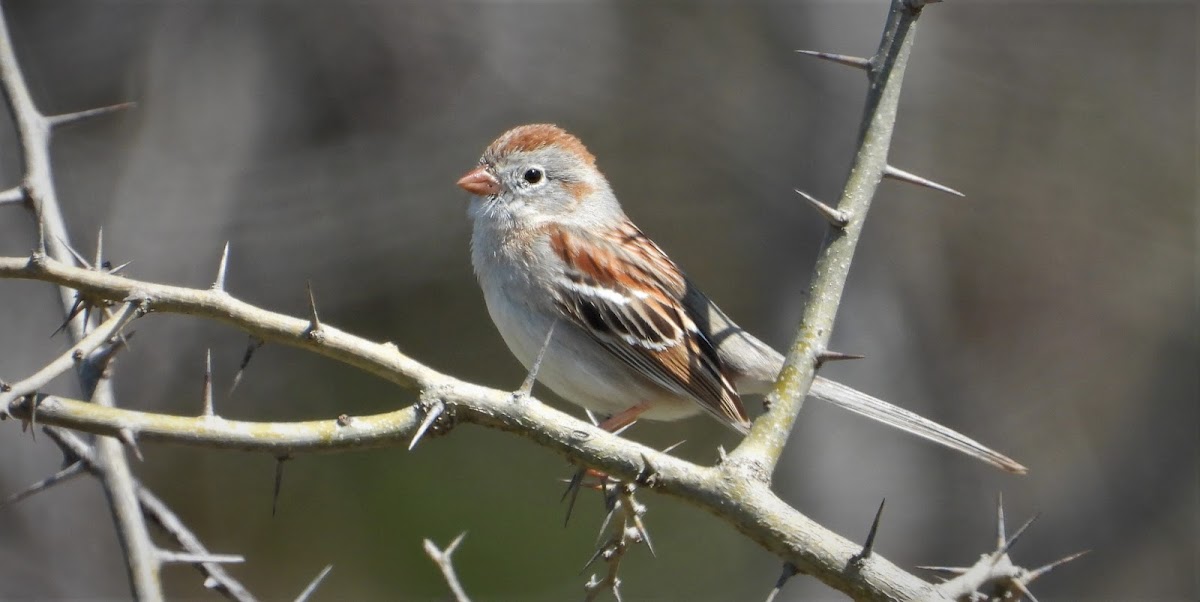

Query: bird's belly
left=481, top=285, right=699, bottom=422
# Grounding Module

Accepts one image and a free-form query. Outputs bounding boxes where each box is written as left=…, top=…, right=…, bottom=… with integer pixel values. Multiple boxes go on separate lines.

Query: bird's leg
left=596, top=401, right=652, bottom=433
left=562, top=401, right=652, bottom=525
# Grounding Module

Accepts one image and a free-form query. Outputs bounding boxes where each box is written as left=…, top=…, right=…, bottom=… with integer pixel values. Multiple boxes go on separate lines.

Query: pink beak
left=457, top=167, right=501, bottom=196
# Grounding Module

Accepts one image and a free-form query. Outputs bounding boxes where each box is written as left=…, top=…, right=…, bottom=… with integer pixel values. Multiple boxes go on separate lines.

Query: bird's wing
left=546, top=222, right=750, bottom=433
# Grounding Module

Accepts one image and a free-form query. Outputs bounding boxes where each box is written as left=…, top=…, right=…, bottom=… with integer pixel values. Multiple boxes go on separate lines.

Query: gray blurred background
left=0, top=1, right=1193, bottom=600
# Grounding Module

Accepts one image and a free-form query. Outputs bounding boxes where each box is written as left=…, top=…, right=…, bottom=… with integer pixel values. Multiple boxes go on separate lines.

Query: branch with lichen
left=731, top=0, right=945, bottom=478
left=0, top=1, right=1083, bottom=600
left=0, top=5, right=314, bottom=600
left=2, top=251, right=942, bottom=600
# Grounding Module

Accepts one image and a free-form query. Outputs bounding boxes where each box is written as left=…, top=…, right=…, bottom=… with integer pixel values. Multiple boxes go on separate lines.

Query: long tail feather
left=810, top=377, right=1027, bottom=474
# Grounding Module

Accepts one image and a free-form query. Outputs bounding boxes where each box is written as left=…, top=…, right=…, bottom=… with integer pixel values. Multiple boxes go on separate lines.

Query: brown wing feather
left=548, top=223, right=750, bottom=432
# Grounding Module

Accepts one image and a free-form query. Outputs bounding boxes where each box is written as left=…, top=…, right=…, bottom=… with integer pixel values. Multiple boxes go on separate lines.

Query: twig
left=424, top=532, right=471, bottom=602
left=730, top=0, right=930, bottom=479
left=1, top=254, right=946, bottom=600
left=0, top=300, right=138, bottom=417
left=2, top=460, right=86, bottom=505
left=583, top=482, right=652, bottom=601
left=44, top=427, right=257, bottom=602
left=0, top=1, right=1045, bottom=600
left=90, top=368, right=163, bottom=600
left=925, top=496, right=1088, bottom=600
left=0, top=4, right=162, bottom=597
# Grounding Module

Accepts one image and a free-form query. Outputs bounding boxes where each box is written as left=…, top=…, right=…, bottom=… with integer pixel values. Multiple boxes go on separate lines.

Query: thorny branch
left=0, top=253, right=941, bottom=600
left=0, top=1, right=1077, bottom=600
left=41, top=428, right=258, bottom=602
left=0, top=6, right=264, bottom=601
left=729, top=0, right=924, bottom=478
left=0, top=3, right=163, bottom=597
left=583, top=482, right=653, bottom=602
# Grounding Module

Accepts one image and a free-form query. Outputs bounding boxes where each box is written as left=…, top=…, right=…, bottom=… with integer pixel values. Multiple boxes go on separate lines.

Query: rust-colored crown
left=488, top=124, right=596, bottom=166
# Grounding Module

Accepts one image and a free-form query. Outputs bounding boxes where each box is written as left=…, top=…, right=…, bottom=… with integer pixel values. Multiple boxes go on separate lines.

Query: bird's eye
left=523, top=167, right=544, bottom=185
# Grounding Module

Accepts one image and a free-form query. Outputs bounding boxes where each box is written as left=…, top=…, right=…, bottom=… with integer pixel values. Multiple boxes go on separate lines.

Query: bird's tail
left=809, top=376, right=1027, bottom=474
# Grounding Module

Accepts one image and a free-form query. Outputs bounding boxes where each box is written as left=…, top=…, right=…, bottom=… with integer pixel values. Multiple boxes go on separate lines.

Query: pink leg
left=597, top=401, right=653, bottom=433
left=563, top=401, right=652, bottom=525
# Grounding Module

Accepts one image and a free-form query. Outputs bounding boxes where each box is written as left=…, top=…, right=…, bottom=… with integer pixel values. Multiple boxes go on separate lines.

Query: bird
left=458, top=123, right=1024, bottom=474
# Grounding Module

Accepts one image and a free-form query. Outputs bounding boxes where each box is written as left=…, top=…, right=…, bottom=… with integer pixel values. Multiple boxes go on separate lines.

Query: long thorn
left=46, top=101, right=136, bottom=128
left=305, top=280, right=321, bottom=335
left=94, top=227, right=104, bottom=272
left=201, top=349, right=214, bottom=417
left=51, top=296, right=87, bottom=337
left=117, top=428, right=143, bottom=462
left=595, top=506, right=619, bottom=546
left=1026, top=549, right=1090, bottom=582
left=107, top=260, right=132, bottom=275
left=996, top=513, right=1040, bottom=559
left=996, top=492, right=1007, bottom=549
left=631, top=515, right=654, bottom=557
left=516, top=320, right=556, bottom=397
left=159, top=550, right=244, bottom=564
left=2, top=460, right=86, bottom=506
left=272, top=456, right=288, bottom=517
left=212, top=242, right=230, bottom=291
left=883, top=164, right=965, bottom=197
left=445, top=531, right=467, bottom=556
left=408, top=401, right=445, bottom=451
left=1012, top=579, right=1040, bottom=602
left=795, top=49, right=871, bottom=71
left=765, top=563, right=799, bottom=602
left=581, top=542, right=609, bottom=574
left=915, top=565, right=969, bottom=575
left=562, top=466, right=586, bottom=526
left=24, top=394, right=37, bottom=438
left=816, top=349, right=866, bottom=364
left=294, top=564, right=334, bottom=602
left=660, top=440, right=686, bottom=454
left=228, top=336, right=264, bottom=396
left=857, top=498, right=886, bottom=560
left=58, top=235, right=91, bottom=268
left=795, top=189, right=848, bottom=227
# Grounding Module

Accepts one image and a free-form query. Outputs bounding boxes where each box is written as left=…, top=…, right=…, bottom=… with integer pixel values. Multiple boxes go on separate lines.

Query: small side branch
left=424, top=532, right=471, bottom=602
left=927, top=496, right=1088, bottom=601
left=0, top=300, right=138, bottom=417
left=0, top=4, right=160, bottom=598
left=2, top=460, right=86, bottom=505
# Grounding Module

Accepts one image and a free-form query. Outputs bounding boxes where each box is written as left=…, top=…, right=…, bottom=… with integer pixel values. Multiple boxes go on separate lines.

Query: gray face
left=478, top=148, right=579, bottom=219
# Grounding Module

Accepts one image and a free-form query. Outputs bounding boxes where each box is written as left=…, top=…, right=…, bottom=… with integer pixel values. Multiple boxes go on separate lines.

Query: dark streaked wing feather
left=548, top=223, right=750, bottom=432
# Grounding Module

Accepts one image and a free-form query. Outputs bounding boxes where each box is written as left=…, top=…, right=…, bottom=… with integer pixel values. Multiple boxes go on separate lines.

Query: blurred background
left=0, top=1, right=1193, bottom=600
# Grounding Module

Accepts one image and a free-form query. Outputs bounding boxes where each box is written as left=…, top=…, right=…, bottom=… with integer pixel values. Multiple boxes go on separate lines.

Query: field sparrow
left=459, top=124, right=1025, bottom=474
